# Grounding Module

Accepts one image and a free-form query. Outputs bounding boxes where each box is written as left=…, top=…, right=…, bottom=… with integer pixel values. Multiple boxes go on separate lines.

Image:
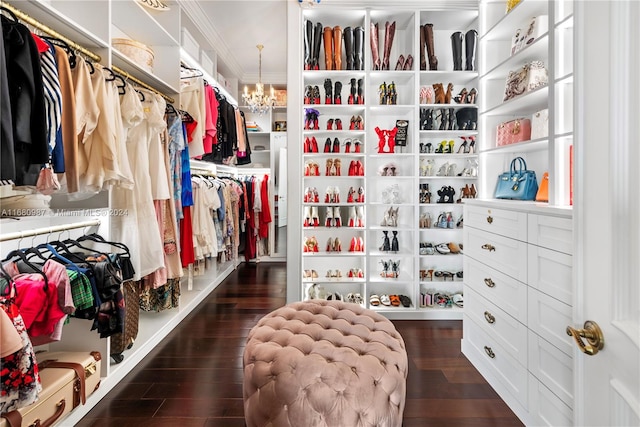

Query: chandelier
left=242, top=44, right=276, bottom=115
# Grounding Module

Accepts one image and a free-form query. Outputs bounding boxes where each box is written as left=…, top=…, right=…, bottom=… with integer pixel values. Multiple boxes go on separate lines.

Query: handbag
left=506, top=0, right=521, bottom=13
left=503, top=61, right=548, bottom=102
left=496, top=118, right=531, bottom=146
left=531, top=108, right=549, bottom=139
left=494, top=157, right=538, bottom=200
left=536, top=172, right=549, bottom=201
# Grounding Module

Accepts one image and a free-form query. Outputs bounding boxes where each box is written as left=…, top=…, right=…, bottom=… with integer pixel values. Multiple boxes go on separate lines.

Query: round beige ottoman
left=243, top=300, right=408, bottom=427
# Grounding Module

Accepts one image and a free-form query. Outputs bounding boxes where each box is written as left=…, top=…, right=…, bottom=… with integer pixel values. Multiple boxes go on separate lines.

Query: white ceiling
left=182, top=0, right=289, bottom=86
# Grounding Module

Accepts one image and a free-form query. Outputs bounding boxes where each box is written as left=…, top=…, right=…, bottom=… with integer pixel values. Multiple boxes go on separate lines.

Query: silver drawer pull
left=481, top=243, right=496, bottom=252
left=484, top=278, right=496, bottom=288
left=484, top=311, right=496, bottom=324
left=484, top=346, right=496, bottom=358
left=486, top=215, right=493, bottom=224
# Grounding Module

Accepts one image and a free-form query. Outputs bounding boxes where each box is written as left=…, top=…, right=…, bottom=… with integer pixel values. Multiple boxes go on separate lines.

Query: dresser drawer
left=528, top=287, right=573, bottom=356
left=528, top=214, right=573, bottom=255
left=528, top=245, right=573, bottom=306
left=528, top=331, right=573, bottom=407
left=465, top=205, right=528, bottom=241
left=464, top=227, right=528, bottom=283
left=464, top=316, right=528, bottom=408
left=528, top=373, right=573, bottom=427
left=466, top=287, right=528, bottom=366
left=465, top=257, right=527, bottom=323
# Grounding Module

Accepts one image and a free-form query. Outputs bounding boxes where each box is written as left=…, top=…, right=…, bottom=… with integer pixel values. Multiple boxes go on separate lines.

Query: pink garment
left=14, top=265, right=66, bottom=339
left=203, top=84, right=219, bottom=153
left=44, top=258, right=75, bottom=314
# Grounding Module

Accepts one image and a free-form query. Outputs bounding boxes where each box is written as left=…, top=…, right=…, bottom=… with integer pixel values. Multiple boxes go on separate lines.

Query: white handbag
left=510, top=16, right=548, bottom=56
left=531, top=108, right=549, bottom=140
left=503, top=61, right=548, bottom=101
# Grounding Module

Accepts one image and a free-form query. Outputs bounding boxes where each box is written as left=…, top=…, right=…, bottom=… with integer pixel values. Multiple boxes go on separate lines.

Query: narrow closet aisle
left=75, top=263, right=521, bottom=427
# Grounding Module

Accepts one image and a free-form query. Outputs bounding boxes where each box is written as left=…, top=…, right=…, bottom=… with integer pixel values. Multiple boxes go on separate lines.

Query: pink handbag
left=496, top=118, right=531, bottom=146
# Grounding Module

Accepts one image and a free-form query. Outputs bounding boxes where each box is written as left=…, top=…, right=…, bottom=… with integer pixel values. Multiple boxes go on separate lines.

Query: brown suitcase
left=110, top=280, right=140, bottom=363
left=0, top=351, right=102, bottom=427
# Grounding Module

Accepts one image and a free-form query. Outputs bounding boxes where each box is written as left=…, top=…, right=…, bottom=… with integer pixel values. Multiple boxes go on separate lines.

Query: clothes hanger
left=2, top=249, right=49, bottom=286
left=0, top=6, right=19, bottom=23
left=41, top=36, right=78, bottom=67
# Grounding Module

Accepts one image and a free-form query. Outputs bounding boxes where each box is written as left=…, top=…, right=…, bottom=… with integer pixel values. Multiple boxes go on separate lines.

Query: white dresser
left=462, top=200, right=573, bottom=426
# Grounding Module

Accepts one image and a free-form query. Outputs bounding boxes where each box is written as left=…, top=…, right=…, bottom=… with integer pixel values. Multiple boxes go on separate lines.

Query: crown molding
left=178, top=0, right=244, bottom=81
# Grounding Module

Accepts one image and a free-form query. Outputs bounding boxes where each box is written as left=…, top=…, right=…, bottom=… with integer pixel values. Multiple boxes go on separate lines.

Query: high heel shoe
left=468, top=136, right=476, bottom=154
left=447, top=140, right=455, bottom=153
left=469, top=183, right=477, bottom=198
left=467, top=88, right=477, bottom=104
left=457, top=139, right=467, bottom=153
left=437, top=162, right=450, bottom=176
left=435, top=140, right=447, bottom=153
left=425, top=142, right=432, bottom=153
left=454, top=87, right=468, bottom=104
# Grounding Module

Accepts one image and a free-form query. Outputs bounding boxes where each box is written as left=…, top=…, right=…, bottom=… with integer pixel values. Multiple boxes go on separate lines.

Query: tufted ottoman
left=242, top=300, right=408, bottom=427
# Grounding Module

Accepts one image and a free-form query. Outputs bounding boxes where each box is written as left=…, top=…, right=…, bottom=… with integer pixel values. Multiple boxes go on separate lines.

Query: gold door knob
left=566, top=320, right=604, bottom=356
left=484, top=311, right=496, bottom=324
left=484, top=346, right=496, bottom=358
left=481, top=244, right=496, bottom=252
left=487, top=215, right=493, bottom=224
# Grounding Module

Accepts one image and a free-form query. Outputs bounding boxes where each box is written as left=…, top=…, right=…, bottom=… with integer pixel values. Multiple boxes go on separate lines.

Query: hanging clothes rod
left=0, top=219, right=101, bottom=243
left=112, top=65, right=175, bottom=104
left=0, top=1, right=175, bottom=104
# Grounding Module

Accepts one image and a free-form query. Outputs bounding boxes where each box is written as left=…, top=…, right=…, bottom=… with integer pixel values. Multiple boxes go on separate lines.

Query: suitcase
left=0, top=351, right=102, bottom=427
left=109, top=280, right=139, bottom=363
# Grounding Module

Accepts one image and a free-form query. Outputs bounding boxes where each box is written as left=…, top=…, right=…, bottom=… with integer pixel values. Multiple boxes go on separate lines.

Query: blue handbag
left=494, top=157, right=538, bottom=200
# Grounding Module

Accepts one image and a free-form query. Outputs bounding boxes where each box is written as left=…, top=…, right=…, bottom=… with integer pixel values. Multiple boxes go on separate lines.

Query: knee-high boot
left=465, top=29, right=478, bottom=71
left=370, top=22, right=381, bottom=70
left=451, top=31, right=463, bottom=71
left=323, top=27, right=333, bottom=70
left=304, top=20, right=313, bottom=70
left=382, top=21, right=396, bottom=70
left=311, top=22, right=323, bottom=70
left=333, top=26, right=342, bottom=70
left=343, top=27, right=354, bottom=70
left=354, top=26, right=365, bottom=70
left=424, top=23, right=438, bottom=70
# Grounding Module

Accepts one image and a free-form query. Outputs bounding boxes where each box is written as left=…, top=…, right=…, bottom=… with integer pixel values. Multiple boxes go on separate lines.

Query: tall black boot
left=343, top=27, right=354, bottom=70
left=451, top=31, right=463, bottom=71
left=311, top=22, right=323, bottom=70
left=447, top=107, right=456, bottom=130
left=304, top=20, right=313, bottom=70
left=324, top=78, right=333, bottom=104
left=465, top=29, right=478, bottom=71
left=334, top=81, right=342, bottom=104
left=354, top=26, right=365, bottom=70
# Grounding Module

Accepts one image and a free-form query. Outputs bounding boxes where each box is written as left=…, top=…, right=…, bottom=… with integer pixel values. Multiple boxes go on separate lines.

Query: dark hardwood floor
left=76, top=262, right=522, bottom=427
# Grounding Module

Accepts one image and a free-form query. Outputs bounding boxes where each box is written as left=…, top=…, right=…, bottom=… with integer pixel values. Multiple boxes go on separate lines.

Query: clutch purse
left=496, top=118, right=531, bottom=146
left=503, top=61, right=548, bottom=102
left=495, top=157, right=538, bottom=200
left=536, top=172, right=549, bottom=202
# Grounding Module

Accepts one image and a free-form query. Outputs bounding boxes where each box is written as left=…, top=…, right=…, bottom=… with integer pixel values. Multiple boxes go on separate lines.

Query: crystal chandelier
left=242, top=44, right=276, bottom=115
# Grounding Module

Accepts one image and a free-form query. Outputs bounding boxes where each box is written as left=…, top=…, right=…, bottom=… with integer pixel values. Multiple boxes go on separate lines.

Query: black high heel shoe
left=454, top=88, right=468, bottom=104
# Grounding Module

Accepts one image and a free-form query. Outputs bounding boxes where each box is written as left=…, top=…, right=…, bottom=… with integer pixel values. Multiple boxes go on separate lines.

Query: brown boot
left=323, top=27, right=333, bottom=70
left=433, top=83, right=445, bottom=104
left=333, top=26, right=342, bottom=70
left=382, top=21, right=396, bottom=70
left=424, top=23, right=438, bottom=70
left=444, top=83, right=453, bottom=104
left=420, top=24, right=426, bottom=71
left=370, top=22, right=381, bottom=70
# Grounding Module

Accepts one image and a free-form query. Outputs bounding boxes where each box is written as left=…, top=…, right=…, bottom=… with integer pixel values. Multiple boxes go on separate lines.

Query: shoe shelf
left=419, top=130, right=478, bottom=136
left=293, top=5, right=480, bottom=319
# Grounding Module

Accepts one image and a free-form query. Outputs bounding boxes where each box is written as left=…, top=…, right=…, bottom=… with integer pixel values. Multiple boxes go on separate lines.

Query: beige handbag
left=503, top=61, right=548, bottom=102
